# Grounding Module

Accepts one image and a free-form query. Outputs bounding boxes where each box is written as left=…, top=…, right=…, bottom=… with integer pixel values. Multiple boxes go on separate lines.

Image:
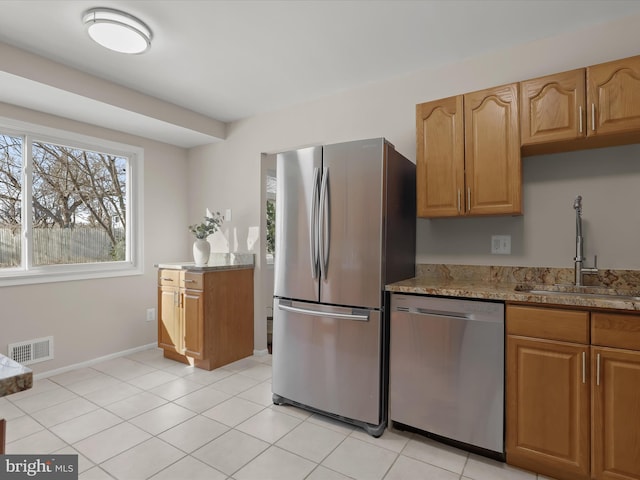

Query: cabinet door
left=158, top=285, right=181, bottom=353
left=464, top=83, right=522, bottom=216
left=183, top=288, right=204, bottom=359
left=416, top=96, right=464, bottom=218
left=520, top=69, right=586, bottom=145
left=506, top=335, right=590, bottom=480
left=592, top=347, right=640, bottom=480
left=588, top=56, right=640, bottom=136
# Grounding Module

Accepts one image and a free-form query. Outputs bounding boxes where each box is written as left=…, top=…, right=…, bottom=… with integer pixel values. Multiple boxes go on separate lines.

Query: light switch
left=225, top=209, right=232, bottom=221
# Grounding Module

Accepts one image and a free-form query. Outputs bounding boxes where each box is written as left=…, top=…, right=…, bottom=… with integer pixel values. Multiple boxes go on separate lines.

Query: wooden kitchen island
left=156, top=254, right=254, bottom=371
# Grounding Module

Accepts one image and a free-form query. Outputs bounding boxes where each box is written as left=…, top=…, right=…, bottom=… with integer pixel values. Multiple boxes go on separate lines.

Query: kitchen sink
left=514, top=283, right=640, bottom=302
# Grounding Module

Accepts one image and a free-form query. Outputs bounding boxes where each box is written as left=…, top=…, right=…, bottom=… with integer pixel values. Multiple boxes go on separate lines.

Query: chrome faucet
left=573, top=195, right=598, bottom=286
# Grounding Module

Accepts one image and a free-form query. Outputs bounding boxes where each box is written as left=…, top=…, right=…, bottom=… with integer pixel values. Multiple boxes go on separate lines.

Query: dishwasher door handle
left=395, top=306, right=471, bottom=320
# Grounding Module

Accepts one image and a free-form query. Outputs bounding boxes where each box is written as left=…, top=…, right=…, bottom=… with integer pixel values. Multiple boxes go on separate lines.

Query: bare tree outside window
left=0, top=134, right=128, bottom=268
left=0, top=134, right=22, bottom=267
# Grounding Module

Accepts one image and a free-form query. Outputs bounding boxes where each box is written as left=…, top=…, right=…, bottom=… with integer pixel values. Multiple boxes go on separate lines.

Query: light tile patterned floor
left=0, top=349, right=556, bottom=480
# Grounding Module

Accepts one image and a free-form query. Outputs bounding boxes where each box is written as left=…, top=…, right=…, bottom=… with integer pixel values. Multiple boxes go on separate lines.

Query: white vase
left=193, top=238, right=210, bottom=266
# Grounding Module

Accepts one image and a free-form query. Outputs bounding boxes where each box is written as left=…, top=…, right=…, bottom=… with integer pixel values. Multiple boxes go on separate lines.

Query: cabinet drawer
left=182, top=272, right=204, bottom=290
left=507, top=305, right=589, bottom=344
left=592, top=312, right=640, bottom=351
left=158, top=269, right=180, bottom=286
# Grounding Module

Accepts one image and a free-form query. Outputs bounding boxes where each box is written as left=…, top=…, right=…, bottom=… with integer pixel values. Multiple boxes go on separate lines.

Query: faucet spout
left=573, top=195, right=597, bottom=286
left=574, top=195, right=582, bottom=239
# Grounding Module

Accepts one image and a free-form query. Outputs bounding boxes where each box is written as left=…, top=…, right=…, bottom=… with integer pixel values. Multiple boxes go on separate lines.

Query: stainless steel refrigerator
left=272, top=137, right=416, bottom=436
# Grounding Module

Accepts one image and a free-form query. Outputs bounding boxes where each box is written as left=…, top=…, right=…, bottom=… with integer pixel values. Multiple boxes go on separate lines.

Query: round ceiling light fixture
left=82, top=8, right=152, bottom=54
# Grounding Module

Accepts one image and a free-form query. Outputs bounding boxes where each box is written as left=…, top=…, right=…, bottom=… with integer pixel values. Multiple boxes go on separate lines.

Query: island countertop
left=155, top=253, right=255, bottom=271
left=0, top=354, right=33, bottom=397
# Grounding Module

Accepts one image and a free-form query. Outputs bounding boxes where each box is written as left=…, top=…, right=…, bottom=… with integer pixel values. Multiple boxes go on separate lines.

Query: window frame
left=0, top=116, right=144, bottom=286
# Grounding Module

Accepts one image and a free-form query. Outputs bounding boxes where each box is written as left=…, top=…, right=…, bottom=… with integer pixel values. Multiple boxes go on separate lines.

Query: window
left=265, top=170, right=276, bottom=264
left=0, top=118, right=143, bottom=285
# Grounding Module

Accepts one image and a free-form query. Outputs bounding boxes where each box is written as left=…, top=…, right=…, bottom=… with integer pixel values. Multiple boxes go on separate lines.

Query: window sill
left=0, top=263, right=143, bottom=287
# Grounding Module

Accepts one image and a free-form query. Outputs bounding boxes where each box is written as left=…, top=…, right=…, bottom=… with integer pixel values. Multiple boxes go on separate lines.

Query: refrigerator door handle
left=278, top=303, right=369, bottom=321
left=318, top=167, right=330, bottom=280
left=310, top=167, right=320, bottom=279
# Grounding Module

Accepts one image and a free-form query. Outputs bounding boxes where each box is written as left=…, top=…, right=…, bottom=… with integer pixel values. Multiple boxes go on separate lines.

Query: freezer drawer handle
left=278, top=303, right=369, bottom=321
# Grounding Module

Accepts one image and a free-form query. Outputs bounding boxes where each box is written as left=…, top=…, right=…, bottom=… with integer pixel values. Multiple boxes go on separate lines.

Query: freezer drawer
left=389, top=294, right=505, bottom=454
left=272, top=299, right=382, bottom=426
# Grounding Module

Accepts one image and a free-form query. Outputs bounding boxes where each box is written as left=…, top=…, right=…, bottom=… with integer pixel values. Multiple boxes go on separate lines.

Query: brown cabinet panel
left=416, top=96, right=464, bottom=217
left=183, top=289, right=204, bottom=359
left=464, top=83, right=521, bottom=216
left=521, top=69, right=586, bottom=145
left=158, top=285, right=180, bottom=353
left=592, top=312, right=640, bottom=351
left=182, top=272, right=204, bottom=290
left=588, top=56, right=640, bottom=137
left=158, top=269, right=180, bottom=286
left=507, top=305, right=590, bottom=344
left=506, top=335, right=590, bottom=480
left=202, top=268, right=255, bottom=369
left=591, top=347, right=640, bottom=480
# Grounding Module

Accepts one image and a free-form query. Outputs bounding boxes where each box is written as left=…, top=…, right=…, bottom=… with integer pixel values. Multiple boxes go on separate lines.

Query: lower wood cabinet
left=158, top=267, right=254, bottom=370
left=506, top=305, right=640, bottom=480
left=591, top=312, right=640, bottom=480
left=506, top=305, right=590, bottom=480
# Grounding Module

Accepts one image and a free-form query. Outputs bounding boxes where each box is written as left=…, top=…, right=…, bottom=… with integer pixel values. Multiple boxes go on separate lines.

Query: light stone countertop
left=387, top=264, right=640, bottom=312
left=156, top=253, right=255, bottom=272
left=0, top=354, right=33, bottom=397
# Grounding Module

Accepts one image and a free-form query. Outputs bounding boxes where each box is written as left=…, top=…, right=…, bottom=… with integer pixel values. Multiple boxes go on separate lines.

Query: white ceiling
left=1, top=0, right=640, bottom=148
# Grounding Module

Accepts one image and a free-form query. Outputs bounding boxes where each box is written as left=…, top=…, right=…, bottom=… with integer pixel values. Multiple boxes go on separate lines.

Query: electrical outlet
left=146, top=308, right=156, bottom=322
left=491, top=235, right=511, bottom=254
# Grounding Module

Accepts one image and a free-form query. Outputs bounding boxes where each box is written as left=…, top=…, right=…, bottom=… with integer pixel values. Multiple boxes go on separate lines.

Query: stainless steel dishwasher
left=389, top=294, right=505, bottom=457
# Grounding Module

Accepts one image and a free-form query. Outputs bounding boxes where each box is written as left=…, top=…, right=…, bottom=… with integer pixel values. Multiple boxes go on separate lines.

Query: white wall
left=187, top=14, right=640, bottom=350
left=0, top=102, right=190, bottom=374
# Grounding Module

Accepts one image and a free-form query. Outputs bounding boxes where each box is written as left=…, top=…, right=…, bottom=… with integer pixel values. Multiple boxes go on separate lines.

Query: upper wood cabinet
left=520, top=68, right=586, bottom=145
left=521, top=55, right=640, bottom=153
left=416, top=96, right=464, bottom=217
left=588, top=55, right=640, bottom=136
left=465, top=84, right=521, bottom=216
left=416, top=83, right=521, bottom=218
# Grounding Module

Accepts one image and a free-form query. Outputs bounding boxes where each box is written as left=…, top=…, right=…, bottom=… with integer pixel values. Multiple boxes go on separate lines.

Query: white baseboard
left=34, top=343, right=158, bottom=380
left=253, top=348, right=269, bottom=357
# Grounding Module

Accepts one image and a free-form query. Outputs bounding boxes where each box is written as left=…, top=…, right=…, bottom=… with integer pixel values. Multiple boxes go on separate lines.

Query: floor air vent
left=8, top=336, right=54, bottom=365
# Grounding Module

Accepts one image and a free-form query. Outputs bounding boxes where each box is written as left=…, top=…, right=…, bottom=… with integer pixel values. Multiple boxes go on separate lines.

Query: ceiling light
left=82, top=8, right=152, bottom=54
